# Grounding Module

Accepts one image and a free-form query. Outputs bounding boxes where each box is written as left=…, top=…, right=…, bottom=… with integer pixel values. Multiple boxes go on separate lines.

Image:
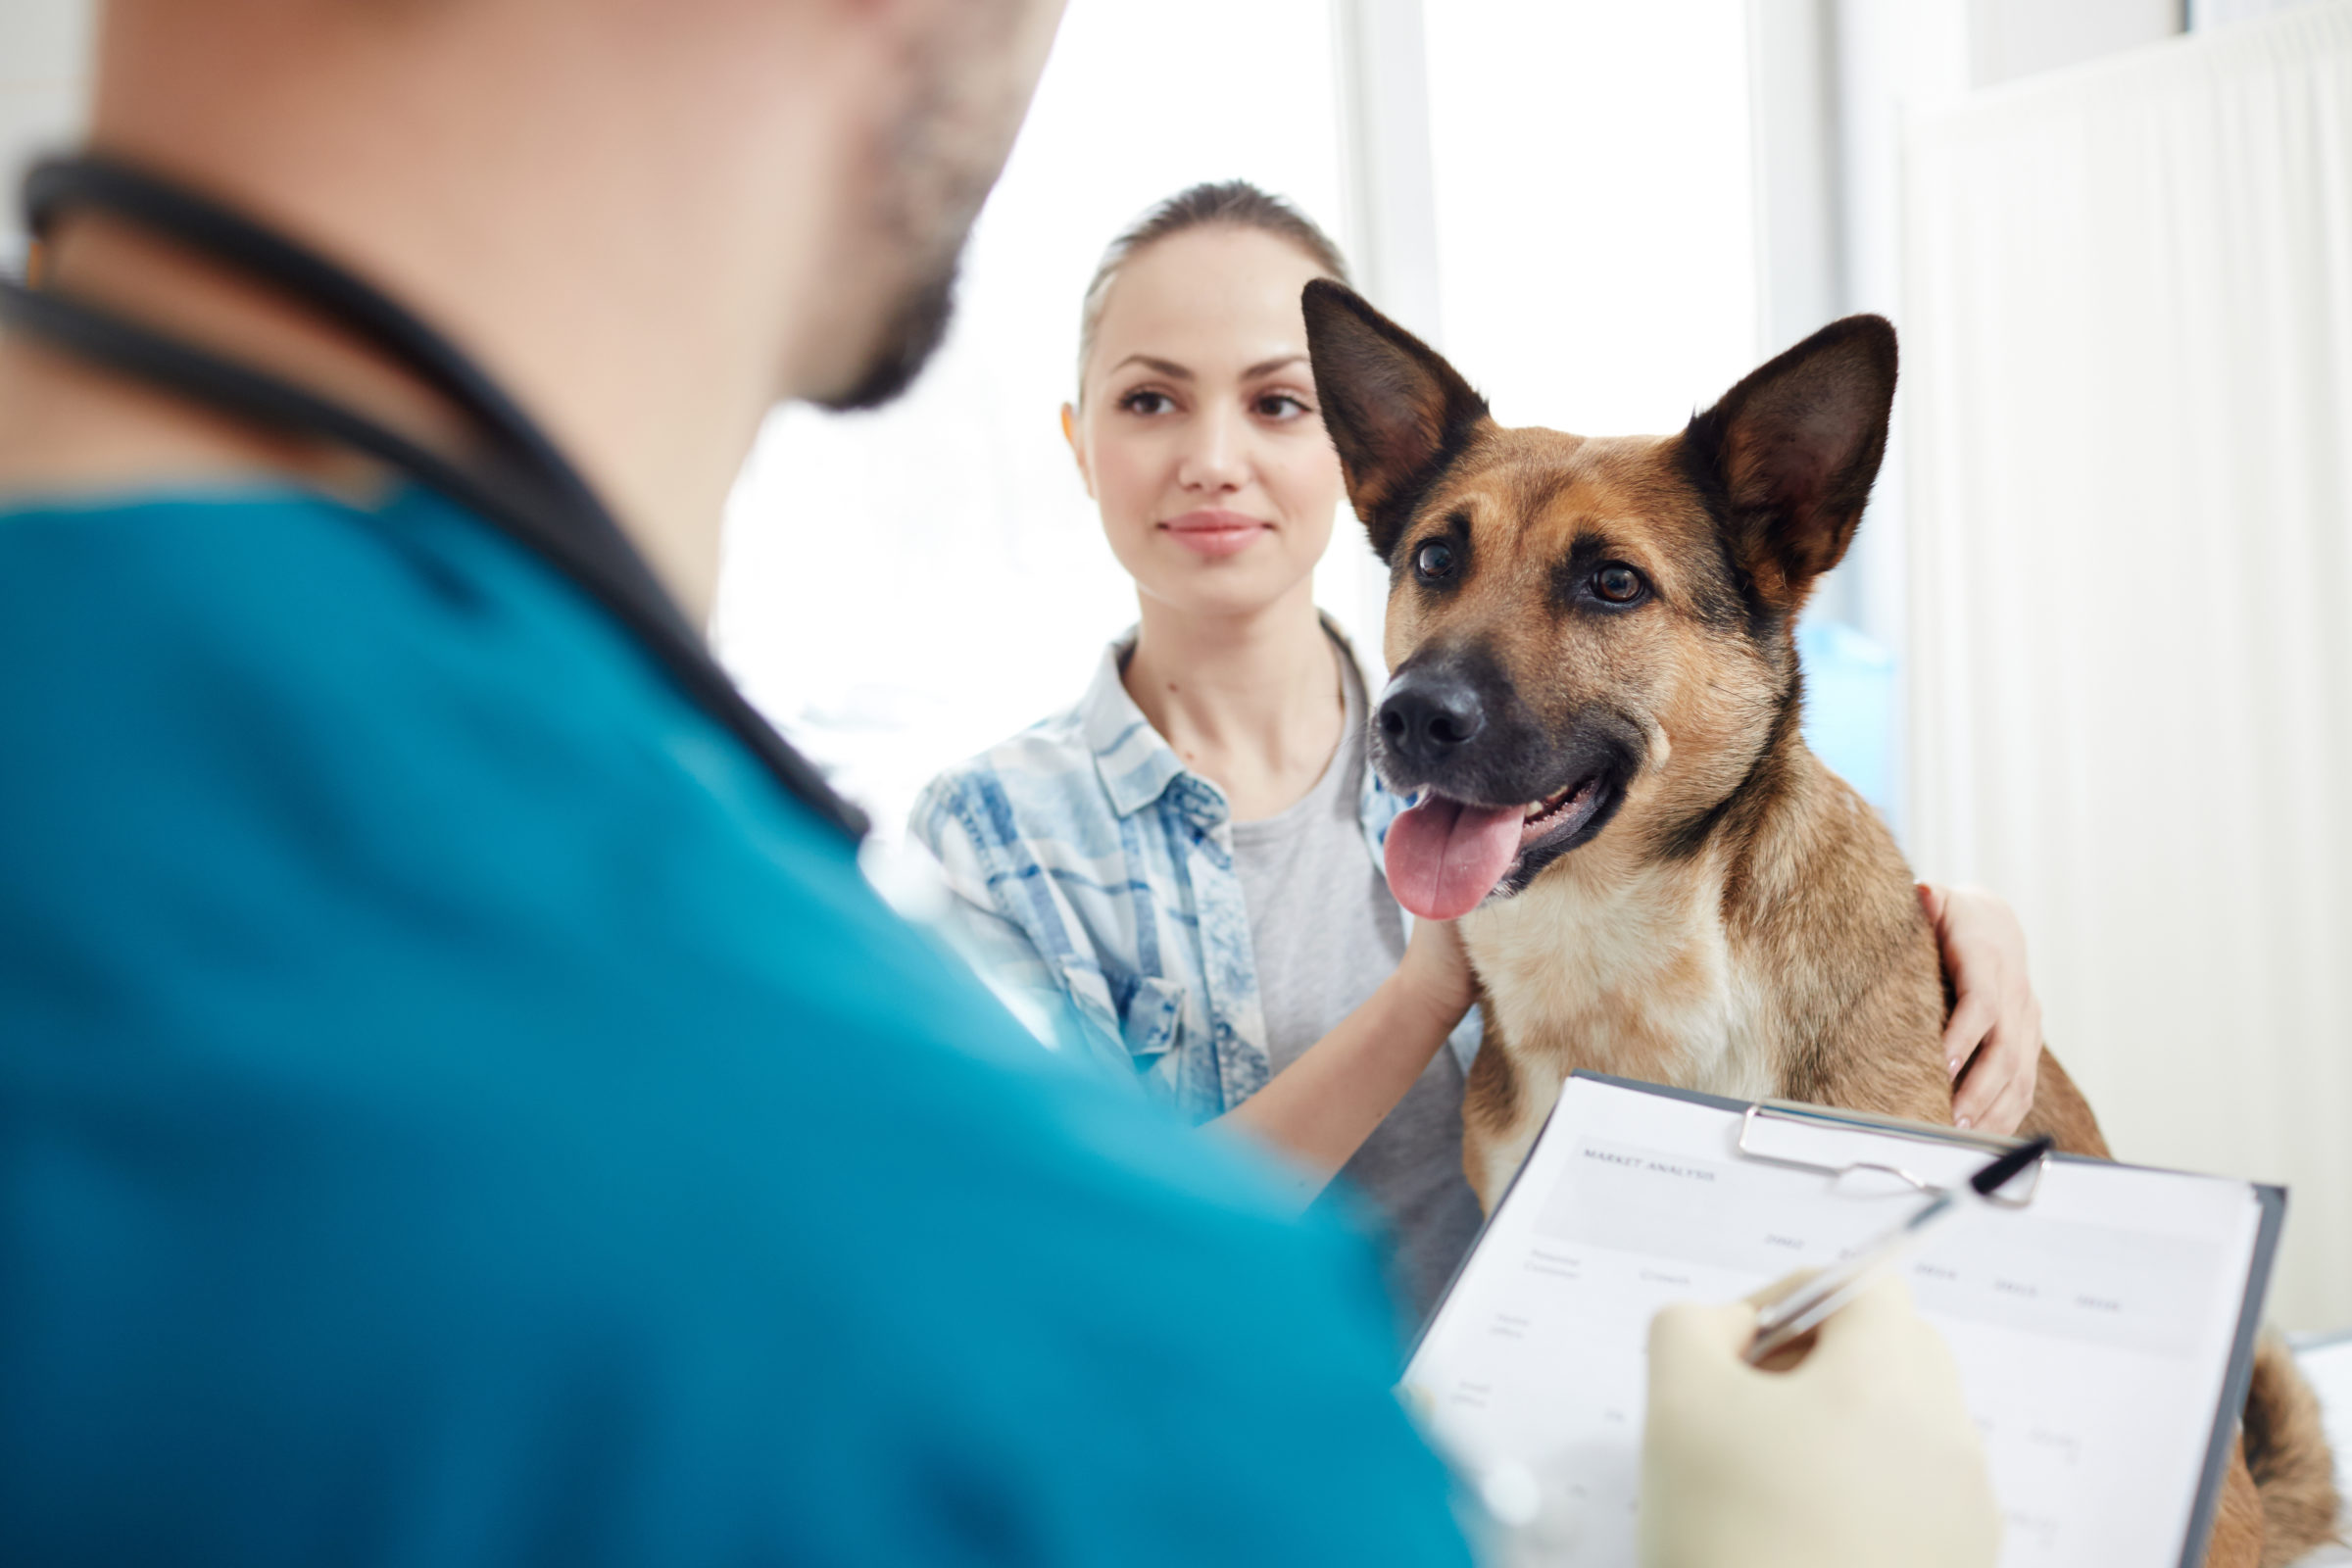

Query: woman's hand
left=1395, top=915, right=1477, bottom=1032
left=1919, top=883, right=2042, bottom=1135
left=1213, top=915, right=1475, bottom=1203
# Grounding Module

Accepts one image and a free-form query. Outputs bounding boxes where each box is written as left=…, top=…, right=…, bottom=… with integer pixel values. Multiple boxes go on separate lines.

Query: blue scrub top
left=0, top=486, right=1474, bottom=1567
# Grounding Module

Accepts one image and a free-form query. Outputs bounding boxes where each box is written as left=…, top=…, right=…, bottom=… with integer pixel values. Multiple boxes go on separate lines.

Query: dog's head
left=1301, top=280, right=1896, bottom=921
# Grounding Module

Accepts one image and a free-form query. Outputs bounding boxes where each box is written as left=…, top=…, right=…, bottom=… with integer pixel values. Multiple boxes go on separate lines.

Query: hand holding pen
left=1745, top=1133, right=2056, bottom=1365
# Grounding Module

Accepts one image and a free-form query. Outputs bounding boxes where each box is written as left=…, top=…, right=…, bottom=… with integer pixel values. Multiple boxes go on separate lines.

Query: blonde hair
left=1074, top=180, right=1351, bottom=401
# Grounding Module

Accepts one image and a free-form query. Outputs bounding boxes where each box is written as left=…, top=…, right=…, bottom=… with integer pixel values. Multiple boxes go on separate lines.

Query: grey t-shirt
left=1229, top=652, right=1484, bottom=1324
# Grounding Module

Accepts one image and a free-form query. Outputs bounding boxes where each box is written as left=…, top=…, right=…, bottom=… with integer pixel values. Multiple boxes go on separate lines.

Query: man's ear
left=1682, top=314, right=1897, bottom=609
left=1301, top=279, right=1490, bottom=563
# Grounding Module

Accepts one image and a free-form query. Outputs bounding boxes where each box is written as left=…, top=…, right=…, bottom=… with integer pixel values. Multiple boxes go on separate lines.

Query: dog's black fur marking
left=1491, top=715, right=1644, bottom=896
left=1370, top=636, right=1647, bottom=900
left=1656, top=667, right=1804, bottom=866
left=1370, top=638, right=1552, bottom=806
left=1664, top=457, right=1775, bottom=633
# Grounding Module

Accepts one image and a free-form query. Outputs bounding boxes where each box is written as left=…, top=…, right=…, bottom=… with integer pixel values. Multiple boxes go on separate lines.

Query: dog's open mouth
left=1384, top=773, right=1614, bottom=921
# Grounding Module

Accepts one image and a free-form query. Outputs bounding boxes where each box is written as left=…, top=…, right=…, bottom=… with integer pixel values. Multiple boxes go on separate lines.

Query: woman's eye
left=1119, top=389, right=1175, bottom=416
left=1414, top=540, right=1456, bottom=582
left=1254, top=393, right=1310, bottom=419
left=1592, top=564, right=1645, bottom=604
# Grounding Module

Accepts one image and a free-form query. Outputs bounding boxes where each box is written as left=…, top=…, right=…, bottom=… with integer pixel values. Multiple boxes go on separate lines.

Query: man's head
left=51, top=0, right=1067, bottom=612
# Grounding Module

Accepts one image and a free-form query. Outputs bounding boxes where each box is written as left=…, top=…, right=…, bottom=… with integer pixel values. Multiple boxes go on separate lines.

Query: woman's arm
left=1921, top=883, right=2044, bottom=1135
left=1212, top=916, right=1477, bottom=1206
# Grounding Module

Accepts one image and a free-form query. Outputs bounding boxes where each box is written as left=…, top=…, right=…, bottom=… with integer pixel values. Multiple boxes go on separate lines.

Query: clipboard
left=1404, top=1071, right=2286, bottom=1568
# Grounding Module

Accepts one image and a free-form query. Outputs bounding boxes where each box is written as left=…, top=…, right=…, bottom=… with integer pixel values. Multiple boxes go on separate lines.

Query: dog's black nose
left=1378, top=672, right=1485, bottom=768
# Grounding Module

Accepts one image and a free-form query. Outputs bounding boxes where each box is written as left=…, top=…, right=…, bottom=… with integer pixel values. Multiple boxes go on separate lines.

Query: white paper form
left=1402, top=1076, right=2272, bottom=1568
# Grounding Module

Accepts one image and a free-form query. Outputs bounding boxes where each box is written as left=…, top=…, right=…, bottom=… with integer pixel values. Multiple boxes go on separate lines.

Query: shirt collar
left=1079, top=633, right=1203, bottom=821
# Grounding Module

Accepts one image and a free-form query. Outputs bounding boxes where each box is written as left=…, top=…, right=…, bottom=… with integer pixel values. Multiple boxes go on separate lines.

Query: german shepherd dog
left=1298, top=279, right=2337, bottom=1567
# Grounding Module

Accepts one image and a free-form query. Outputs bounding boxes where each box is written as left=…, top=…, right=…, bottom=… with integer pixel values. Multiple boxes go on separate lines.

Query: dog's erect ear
left=1302, top=279, right=1490, bottom=562
left=1683, top=314, right=1897, bottom=607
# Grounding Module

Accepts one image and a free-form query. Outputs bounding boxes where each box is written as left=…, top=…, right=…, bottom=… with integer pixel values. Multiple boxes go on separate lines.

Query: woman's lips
left=1159, top=509, right=1272, bottom=559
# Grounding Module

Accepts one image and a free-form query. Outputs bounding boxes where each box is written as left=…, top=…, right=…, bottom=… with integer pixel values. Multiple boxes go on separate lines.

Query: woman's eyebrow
left=1110, top=353, right=1192, bottom=379
left=1105, top=352, right=1310, bottom=380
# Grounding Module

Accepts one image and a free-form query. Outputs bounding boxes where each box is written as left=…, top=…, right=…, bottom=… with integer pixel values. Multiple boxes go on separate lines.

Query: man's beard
left=814, top=243, right=961, bottom=414
left=813, top=0, right=1031, bottom=414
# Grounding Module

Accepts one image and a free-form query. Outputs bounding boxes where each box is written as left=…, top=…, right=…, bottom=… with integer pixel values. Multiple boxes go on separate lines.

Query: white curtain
left=1904, top=1, right=2352, bottom=1331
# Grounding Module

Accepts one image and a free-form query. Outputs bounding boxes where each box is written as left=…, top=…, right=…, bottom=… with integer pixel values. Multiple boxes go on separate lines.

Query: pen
left=1743, top=1133, right=2056, bottom=1364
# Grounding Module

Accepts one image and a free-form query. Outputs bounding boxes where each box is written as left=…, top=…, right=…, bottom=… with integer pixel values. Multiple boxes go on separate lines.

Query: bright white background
left=1423, top=1, right=1757, bottom=437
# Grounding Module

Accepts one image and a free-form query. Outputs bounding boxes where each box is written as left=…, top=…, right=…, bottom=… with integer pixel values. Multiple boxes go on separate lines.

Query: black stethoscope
left=0, top=155, right=868, bottom=844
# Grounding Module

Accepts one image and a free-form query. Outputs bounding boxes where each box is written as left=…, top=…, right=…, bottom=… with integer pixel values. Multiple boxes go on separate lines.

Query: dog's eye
left=1592, top=564, right=1645, bottom=604
left=1414, top=540, right=1456, bottom=582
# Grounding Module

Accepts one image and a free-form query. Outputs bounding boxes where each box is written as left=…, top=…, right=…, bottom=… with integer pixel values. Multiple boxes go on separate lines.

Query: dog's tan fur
left=1301, top=281, right=2337, bottom=1568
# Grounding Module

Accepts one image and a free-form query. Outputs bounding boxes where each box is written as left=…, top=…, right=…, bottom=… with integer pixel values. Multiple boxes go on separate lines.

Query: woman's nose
left=1175, top=406, right=1248, bottom=493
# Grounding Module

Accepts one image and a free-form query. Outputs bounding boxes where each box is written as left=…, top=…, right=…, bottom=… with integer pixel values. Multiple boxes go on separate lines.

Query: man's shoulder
left=0, top=484, right=609, bottom=714
left=0, top=482, right=731, bottom=822
left=0, top=478, right=892, bottom=1070
left=0, top=482, right=464, bottom=586
left=0, top=485, right=373, bottom=637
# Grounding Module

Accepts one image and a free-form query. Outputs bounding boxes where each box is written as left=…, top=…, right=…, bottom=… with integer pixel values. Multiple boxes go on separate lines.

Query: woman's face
left=1067, top=226, right=1346, bottom=621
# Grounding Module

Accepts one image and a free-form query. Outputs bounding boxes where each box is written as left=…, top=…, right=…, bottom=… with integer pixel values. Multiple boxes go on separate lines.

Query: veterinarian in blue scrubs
left=0, top=3, right=1996, bottom=1565
left=914, top=182, right=2053, bottom=1321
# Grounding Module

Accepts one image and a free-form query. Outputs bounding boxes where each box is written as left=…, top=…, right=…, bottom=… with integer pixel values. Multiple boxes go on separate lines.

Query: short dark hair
left=1075, top=180, right=1351, bottom=400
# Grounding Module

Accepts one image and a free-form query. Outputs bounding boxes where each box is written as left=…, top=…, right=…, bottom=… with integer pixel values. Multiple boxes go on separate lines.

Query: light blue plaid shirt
left=909, top=624, right=1481, bottom=1124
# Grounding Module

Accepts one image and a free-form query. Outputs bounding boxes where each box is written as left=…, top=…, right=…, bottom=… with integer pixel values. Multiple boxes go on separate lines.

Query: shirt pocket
left=1048, top=958, right=1186, bottom=1067
left=1115, top=973, right=1187, bottom=1064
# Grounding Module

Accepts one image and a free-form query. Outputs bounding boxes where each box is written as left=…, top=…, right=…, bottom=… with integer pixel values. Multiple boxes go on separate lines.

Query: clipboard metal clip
left=1736, top=1101, right=2045, bottom=1207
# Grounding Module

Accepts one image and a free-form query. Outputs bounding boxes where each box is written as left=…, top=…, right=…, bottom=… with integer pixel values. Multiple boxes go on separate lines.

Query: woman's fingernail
left=1947, top=1058, right=1961, bottom=1075
left=1955, top=1114, right=1973, bottom=1129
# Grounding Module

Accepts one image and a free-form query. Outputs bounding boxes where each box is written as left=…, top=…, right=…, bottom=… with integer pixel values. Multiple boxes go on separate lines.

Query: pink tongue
left=1384, top=797, right=1526, bottom=920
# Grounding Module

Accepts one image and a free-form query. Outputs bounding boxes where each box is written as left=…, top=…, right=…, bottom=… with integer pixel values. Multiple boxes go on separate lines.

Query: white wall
left=1968, top=0, right=2181, bottom=86
left=1903, top=0, right=2352, bottom=1331
left=1749, top=0, right=2191, bottom=827
left=1420, top=0, right=1759, bottom=440
left=2191, top=0, right=2329, bottom=28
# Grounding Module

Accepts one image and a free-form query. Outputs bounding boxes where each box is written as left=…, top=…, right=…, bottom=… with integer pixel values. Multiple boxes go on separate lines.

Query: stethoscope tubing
left=1, top=155, right=866, bottom=843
